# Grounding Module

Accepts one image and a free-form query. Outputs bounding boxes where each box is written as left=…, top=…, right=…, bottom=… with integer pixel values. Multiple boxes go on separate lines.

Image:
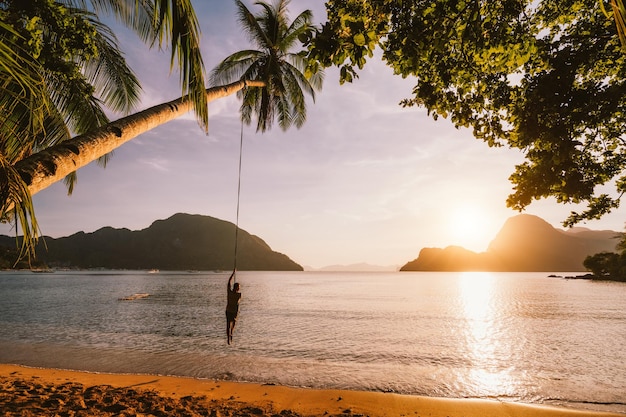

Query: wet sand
left=0, top=364, right=622, bottom=417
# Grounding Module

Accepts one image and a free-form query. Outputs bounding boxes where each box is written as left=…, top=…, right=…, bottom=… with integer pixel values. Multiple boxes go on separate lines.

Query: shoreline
left=1, top=364, right=622, bottom=417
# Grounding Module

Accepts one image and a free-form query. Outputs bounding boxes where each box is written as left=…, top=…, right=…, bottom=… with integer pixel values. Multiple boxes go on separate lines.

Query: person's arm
left=228, top=271, right=235, bottom=291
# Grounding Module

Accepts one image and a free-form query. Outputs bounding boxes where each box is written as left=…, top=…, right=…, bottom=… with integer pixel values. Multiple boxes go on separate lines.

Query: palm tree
left=1, top=0, right=208, bottom=260
left=0, top=19, right=49, bottom=243
left=1, top=0, right=144, bottom=257
left=210, top=0, right=324, bottom=132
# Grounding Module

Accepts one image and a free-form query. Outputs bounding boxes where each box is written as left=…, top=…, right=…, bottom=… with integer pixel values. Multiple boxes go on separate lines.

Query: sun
left=447, top=205, right=495, bottom=251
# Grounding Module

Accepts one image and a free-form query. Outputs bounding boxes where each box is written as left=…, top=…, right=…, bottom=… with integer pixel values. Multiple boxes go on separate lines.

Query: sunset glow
left=447, top=205, right=496, bottom=252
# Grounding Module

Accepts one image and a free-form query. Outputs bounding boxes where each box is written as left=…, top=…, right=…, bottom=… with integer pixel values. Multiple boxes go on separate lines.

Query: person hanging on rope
left=226, top=270, right=241, bottom=345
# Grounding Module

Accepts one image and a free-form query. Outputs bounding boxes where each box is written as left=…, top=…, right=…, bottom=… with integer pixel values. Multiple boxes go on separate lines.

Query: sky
left=2, top=0, right=625, bottom=269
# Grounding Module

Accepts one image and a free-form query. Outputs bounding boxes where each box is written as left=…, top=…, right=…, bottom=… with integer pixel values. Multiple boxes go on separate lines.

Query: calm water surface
left=0, top=270, right=624, bottom=413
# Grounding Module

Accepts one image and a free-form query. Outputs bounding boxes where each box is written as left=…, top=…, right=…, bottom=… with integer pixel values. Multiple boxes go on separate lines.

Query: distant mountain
left=0, top=213, right=302, bottom=271
left=402, top=246, right=496, bottom=272
left=401, top=214, right=621, bottom=272
left=307, top=263, right=399, bottom=272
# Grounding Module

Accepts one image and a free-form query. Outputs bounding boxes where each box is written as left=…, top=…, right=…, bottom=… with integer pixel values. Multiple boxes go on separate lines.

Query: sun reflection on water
left=458, top=272, right=518, bottom=398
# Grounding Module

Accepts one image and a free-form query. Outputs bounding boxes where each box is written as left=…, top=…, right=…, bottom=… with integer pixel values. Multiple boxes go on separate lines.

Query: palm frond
left=0, top=154, right=40, bottom=266
left=256, top=1, right=283, bottom=46
left=600, top=0, right=626, bottom=51
left=613, top=0, right=626, bottom=51
left=81, top=15, right=142, bottom=114
left=0, top=79, right=48, bottom=159
left=281, top=8, right=313, bottom=52
left=287, top=53, right=323, bottom=93
left=33, top=107, right=73, bottom=152
left=0, top=23, right=49, bottom=162
left=209, top=50, right=264, bottom=85
left=0, top=25, right=45, bottom=102
left=283, top=69, right=307, bottom=128
left=61, top=150, right=112, bottom=196
left=93, top=0, right=208, bottom=130
left=152, top=0, right=208, bottom=131
left=274, top=81, right=292, bottom=130
left=89, top=0, right=156, bottom=43
left=237, top=0, right=273, bottom=51
left=63, top=171, right=78, bottom=195
left=45, top=70, right=110, bottom=136
left=257, top=87, right=273, bottom=131
left=240, top=85, right=258, bottom=126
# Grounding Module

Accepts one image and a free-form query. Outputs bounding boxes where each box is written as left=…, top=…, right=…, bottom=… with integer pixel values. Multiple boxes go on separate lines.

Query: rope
left=232, top=116, right=245, bottom=277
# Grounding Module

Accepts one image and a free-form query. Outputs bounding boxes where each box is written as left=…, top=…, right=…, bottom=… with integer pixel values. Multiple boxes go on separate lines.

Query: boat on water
left=30, top=269, right=55, bottom=273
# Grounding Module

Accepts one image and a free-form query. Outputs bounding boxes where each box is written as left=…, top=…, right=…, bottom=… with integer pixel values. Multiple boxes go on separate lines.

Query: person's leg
left=228, top=319, right=236, bottom=343
left=226, top=314, right=232, bottom=344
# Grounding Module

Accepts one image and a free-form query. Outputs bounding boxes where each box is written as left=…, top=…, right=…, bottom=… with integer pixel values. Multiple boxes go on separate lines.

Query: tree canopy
left=307, top=0, right=626, bottom=226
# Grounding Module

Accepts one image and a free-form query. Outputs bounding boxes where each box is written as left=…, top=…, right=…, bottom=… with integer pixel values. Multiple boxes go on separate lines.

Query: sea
left=0, top=270, right=624, bottom=414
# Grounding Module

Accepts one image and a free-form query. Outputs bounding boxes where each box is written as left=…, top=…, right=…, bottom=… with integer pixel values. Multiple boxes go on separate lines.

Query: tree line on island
left=1, top=212, right=626, bottom=281
left=0, top=213, right=302, bottom=271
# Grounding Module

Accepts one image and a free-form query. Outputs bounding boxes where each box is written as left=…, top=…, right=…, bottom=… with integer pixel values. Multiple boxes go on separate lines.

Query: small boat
left=147, top=269, right=159, bottom=274
left=31, top=268, right=55, bottom=273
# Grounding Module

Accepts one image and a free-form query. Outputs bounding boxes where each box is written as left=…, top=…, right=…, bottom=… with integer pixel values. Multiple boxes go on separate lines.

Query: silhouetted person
left=226, top=271, right=241, bottom=345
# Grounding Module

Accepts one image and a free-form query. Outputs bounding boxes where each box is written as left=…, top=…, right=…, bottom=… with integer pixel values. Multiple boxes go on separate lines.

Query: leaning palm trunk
left=14, top=80, right=264, bottom=198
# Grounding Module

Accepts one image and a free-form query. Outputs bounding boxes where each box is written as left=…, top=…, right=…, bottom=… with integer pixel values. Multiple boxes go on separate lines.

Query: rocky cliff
left=401, top=214, right=621, bottom=272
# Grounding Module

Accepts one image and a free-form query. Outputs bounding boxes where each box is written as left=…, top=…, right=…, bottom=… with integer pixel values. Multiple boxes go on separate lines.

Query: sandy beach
left=0, top=364, right=622, bottom=417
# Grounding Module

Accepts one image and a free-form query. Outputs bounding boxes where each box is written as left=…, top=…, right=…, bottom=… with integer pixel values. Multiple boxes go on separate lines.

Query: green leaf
left=353, top=33, right=366, bottom=47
